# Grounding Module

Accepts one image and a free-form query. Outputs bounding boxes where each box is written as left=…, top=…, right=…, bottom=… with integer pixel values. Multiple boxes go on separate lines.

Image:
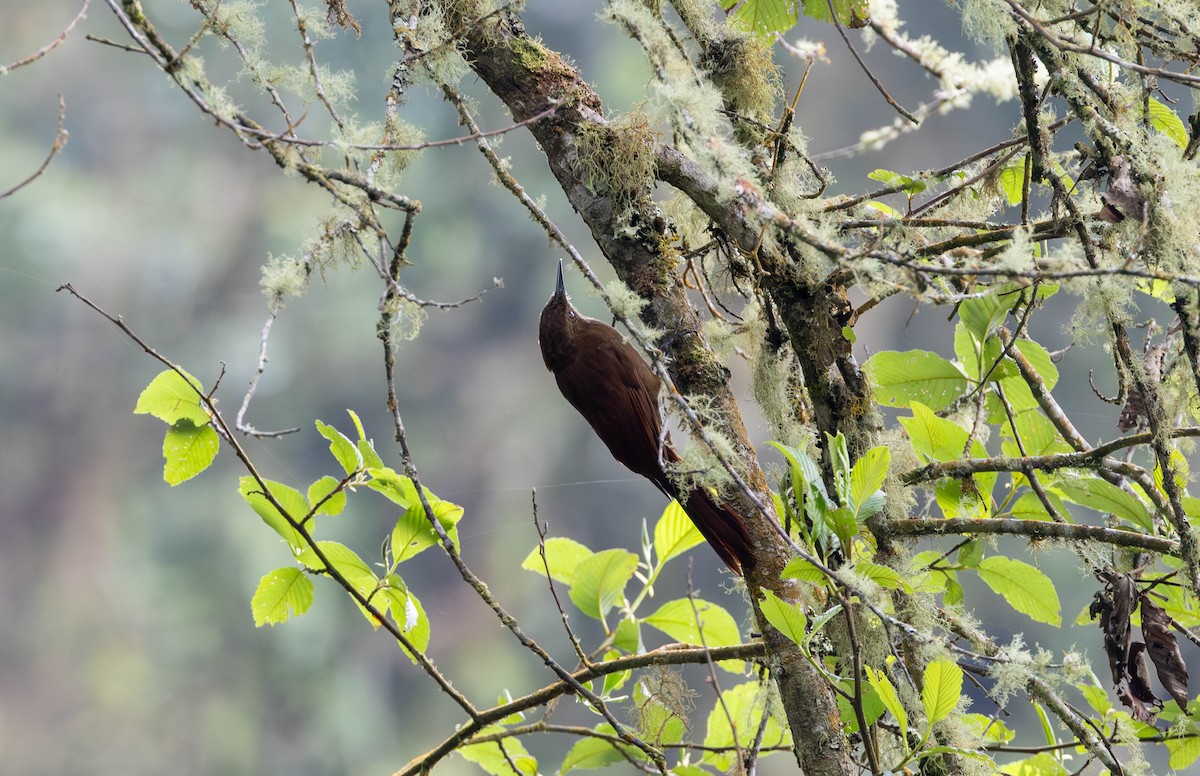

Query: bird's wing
left=554, top=333, right=674, bottom=483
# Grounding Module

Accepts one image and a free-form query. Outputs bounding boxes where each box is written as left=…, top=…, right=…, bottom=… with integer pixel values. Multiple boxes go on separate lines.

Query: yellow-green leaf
left=921, top=659, right=963, bottom=724
left=758, top=588, right=808, bottom=647
left=134, top=369, right=210, bottom=425
left=653, top=499, right=705, bottom=566
left=162, top=421, right=218, bottom=485
left=251, top=567, right=313, bottom=626
left=977, top=556, right=1062, bottom=625
left=521, top=537, right=593, bottom=585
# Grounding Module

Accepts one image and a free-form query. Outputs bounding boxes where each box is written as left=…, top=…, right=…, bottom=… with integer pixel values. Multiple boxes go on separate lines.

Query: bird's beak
left=555, top=259, right=566, bottom=299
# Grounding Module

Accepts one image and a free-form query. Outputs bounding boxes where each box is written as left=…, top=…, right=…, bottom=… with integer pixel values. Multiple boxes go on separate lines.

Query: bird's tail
left=679, top=487, right=754, bottom=576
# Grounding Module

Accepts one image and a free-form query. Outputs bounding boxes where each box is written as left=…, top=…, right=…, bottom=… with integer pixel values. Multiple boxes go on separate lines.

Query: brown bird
left=539, top=261, right=753, bottom=575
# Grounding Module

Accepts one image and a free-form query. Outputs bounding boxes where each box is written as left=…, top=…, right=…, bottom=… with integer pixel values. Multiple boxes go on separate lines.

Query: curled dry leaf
left=1140, top=595, right=1190, bottom=710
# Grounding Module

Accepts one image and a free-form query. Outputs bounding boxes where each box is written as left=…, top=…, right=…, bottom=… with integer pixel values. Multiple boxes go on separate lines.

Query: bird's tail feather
left=680, top=487, right=753, bottom=576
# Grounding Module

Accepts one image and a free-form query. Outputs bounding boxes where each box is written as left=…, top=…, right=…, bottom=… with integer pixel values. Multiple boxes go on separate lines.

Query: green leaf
left=837, top=681, right=886, bottom=733
left=134, top=369, right=210, bottom=425
left=703, top=682, right=791, bottom=771
left=458, top=726, right=538, bottom=775
left=296, top=541, right=385, bottom=625
left=998, top=155, right=1028, bottom=205
left=900, top=401, right=974, bottom=462
left=977, top=556, right=1062, bottom=625
left=864, top=350, right=969, bottom=412
left=803, top=0, right=870, bottom=26
left=865, top=666, right=907, bottom=744
left=394, top=589, right=430, bottom=663
left=239, top=476, right=307, bottom=551
left=1149, top=98, right=1189, bottom=149
left=653, top=499, right=705, bottom=566
left=1013, top=338, right=1058, bottom=390
left=561, top=726, right=626, bottom=772
left=162, top=421, right=218, bottom=485
left=1154, top=448, right=1189, bottom=499
left=999, top=752, right=1069, bottom=776
left=644, top=598, right=741, bottom=650
left=781, top=556, right=827, bottom=584
left=960, top=289, right=1018, bottom=342
left=251, top=567, right=314, bottom=626
left=758, top=588, right=808, bottom=647
left=921, top=659, right=963, bottom=724
left=390, top=500, right=464, bottom=563
left=850, top=446, right=890, bottom=520
left=307, top=475, right=346, bottom=516
left=634, top=680, right=687, bottom=745
left=368, top=467, right=423, bottom=508
left=521, top=537, right=594, bottom=585
left=1166, top=729, right=1200, bottom=770
left=316, top=419, right=361, bottom=474
left=854, top=560, right=911, bottom=592
left=569, top=549, right=638, bottom=620
left=1054, top=475, right=1153, bottom=532
left=722, top=0, right=798, bottom=35
left=1008, top=491, right=1063, bottom=521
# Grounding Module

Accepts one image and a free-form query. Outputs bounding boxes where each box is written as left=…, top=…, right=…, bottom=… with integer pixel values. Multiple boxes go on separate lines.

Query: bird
left=538, top=261, right=753, bottom=575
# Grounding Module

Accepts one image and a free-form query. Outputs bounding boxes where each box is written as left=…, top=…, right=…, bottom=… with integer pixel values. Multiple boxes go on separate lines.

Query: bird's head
left=539, top=260, right=583, bottom=372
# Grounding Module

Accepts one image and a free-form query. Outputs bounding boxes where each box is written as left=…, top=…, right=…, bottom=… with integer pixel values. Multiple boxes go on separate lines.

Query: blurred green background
left=1, top=3, right=1176, bottom=774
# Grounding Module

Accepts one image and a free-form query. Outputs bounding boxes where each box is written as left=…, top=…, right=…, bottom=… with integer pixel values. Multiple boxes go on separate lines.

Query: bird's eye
left=567, top=311, right=576, bottom=319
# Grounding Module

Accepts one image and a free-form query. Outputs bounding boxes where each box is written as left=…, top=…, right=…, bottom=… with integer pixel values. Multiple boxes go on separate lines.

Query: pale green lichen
left=260, top=253, right=311, bottom=306
left=573, top=111, right=657, bottom=217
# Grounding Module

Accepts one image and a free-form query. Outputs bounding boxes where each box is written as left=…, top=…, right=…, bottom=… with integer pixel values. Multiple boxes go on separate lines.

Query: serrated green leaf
left=251, top=567, right=314, bottom=626
left=1013, top=338, right=1058, bottom=390
left=296, top=541, right=385, bottom=626
left=865, top=666, right=907, bottom=744
left=612, top=617, right=641, bottom=654
left=1008, top=491, right=1062, bottom=521
left=781, top=556, right=827, bottom=584
left=921, top=659, right=963, bottom=724
left=561, top=727, right=626, bottom=772
left=521, top=537, right=593, bottom=585
left=645, top=598, right=741, bottom=652
left=458, top=726, right=538, bottom=775
left=1149, top=98, right=1188, bottom=149
left=368, top=468, right=422, bottom=508
left=864, top=350, right=969, bottom=412
left=316, top=419, right=361, bottom=474
left=134, top=369, right=210, bottom=425
left=758, top=588, right=807, bottom=647
left=390, top=500, right=464, bottom=564
left=307, top=475, right=346, bottom=516
left=957, top=539, right=983, bottom=567
left=239, top=476, right=307, bottom=551
left=569, top=549, right=638, bottom=620
left=836, top=680, right=886, bottom=734
left=802, top=0, right=870, bottom=26
left=1166, top=730, right=1200, bottom=770
left=653, top=499, right=704, bottom=566
left=998, top=155, right=1028, bottom=205
left=1054, top=475, right=1153, bottom=532
left=854, top=560, right=911, bottom=592
left=162, top=421, right=218, bottom=485
left=977, top=556, right=1061, bottom=625
left=703, top=682, right=791, bottom=771
left=850, top=446, right=890, bottom=520
left=722, top=0, right=799, bottom=35
left=900, top=401, right=973, bottom=462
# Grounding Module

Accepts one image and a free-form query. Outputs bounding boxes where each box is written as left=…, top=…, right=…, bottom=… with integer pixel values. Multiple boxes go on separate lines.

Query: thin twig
left=0, top=0, right=90, bottom=74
